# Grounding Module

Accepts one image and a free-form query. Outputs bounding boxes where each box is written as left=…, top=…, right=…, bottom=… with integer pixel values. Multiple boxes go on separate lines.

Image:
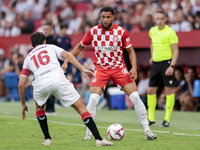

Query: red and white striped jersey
left=21, top=44, right=65, bottom=85
left=81, top=24, right=132, bottom=69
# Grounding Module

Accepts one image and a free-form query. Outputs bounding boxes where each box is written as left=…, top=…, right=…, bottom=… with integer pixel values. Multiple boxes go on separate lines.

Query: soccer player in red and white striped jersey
left=62, top=6, right=157, bottom=141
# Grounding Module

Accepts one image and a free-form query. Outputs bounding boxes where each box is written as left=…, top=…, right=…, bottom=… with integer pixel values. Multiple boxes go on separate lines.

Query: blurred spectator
left=194, top=10, right=200, bottom=29
left=120, top=12, right=133, bottom=31
left=137, top=68, right=149, bottom=109
left=68, top=12, right=82, bottom=34
left=0, top=16, right=21, bottom=37
left=179, top=66, right=198, bottom=111
left=15, top=0, right=31, bottom=14
left=170, top=7, right=191, bottom=32
left=18, top=11, right=35, bottom=34
left=72, top=51, right=88, bottom=103
left=59, top=1, right=73, bottom=25
left=55, top=23, right=73, bottom=82
left=0, top=48, right=9, bottom=98
left=42, top=22, right=58, bottom=114
left=173, top=67, right=189, bottom=110
left=31, top=0, right=45, bottom=19
left=43, top=22, right=57, bottom=45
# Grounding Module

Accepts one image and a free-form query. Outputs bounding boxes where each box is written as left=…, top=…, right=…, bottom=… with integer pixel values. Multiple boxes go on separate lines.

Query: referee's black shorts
left=149, top=59, right=175, bottom=87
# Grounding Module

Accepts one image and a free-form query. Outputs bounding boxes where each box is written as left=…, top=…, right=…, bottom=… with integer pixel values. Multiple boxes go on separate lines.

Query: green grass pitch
left=0, top=101, right=200, bottom=150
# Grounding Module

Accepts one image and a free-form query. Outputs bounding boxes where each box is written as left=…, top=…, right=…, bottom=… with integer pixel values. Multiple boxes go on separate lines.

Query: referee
left=147, top=10, right=179, bottom=127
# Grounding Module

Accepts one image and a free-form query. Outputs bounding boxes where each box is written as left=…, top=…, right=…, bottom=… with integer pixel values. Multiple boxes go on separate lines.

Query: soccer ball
left=107, top=123, right=125, bottom=141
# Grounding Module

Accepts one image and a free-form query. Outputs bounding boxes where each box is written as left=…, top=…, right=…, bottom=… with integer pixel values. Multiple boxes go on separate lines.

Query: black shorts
left=149, top=60, right=175, bottom=87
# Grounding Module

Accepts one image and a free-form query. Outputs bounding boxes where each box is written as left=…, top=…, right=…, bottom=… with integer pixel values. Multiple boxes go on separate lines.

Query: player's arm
left=125, top=46, right=137, bottom=80
left=18, top=76, right=28, bottom=120
left=165, top=44, right=179, bottom=76
left=149, top=42, right=153, bottom=65
left=61, top=43, right=85, bottom=71
left=61, top=51, right=94, bottom=80
left=170, top=44, right=179, bottom=67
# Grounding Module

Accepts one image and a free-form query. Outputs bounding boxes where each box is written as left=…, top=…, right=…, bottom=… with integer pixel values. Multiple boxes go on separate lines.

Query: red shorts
left=90, top=66, right=134, bottom=89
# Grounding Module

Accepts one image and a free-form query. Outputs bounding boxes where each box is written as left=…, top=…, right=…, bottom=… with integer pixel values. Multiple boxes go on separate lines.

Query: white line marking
left=1, top=115, right=200, bottom=137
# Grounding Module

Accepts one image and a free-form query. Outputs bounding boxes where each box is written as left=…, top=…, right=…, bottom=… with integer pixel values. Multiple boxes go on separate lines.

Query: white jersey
left=21, top=44, right=65, bottom=86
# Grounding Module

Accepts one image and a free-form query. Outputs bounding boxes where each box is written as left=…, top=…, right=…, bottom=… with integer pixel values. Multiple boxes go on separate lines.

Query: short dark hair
left=43, top=22, right=53, bottom=28
left=60, top=23, right=68, bottom=29
left=100, top=6, right=115, bottom=15
left=157, top=10, right=166, bottom=17
left=31, top=32, right=46, bottom=48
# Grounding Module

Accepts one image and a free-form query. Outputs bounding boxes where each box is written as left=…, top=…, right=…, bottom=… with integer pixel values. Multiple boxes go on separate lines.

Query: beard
left=102, top=23, right=113, bottom=30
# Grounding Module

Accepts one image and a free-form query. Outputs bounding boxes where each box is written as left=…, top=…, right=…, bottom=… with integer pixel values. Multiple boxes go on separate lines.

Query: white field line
left=1, top=115, right=200, bottom=137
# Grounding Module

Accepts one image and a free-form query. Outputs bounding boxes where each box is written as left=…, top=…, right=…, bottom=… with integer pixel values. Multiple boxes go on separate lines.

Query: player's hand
left=21, top=104, right=28, bottom=120
left=129, top=68, right=137, bottom=80
left=82, top=69, right=94, bottom=80
left=149, top=57, right=153, bottom=65
left=61, top=63, right=68, bottom=73
left=165, top=66, right=174, bottom=76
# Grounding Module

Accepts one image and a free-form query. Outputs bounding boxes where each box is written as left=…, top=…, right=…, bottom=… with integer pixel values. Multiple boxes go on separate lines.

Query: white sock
left=129, top=91, right=150, bottom=132
left=86, top=93, right=100, bottom=134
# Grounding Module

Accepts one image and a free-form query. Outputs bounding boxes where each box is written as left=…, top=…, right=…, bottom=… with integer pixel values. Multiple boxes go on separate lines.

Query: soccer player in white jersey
left=18, top=32, right=114, bottom=146
left=62, top=6, right=157, bottom=141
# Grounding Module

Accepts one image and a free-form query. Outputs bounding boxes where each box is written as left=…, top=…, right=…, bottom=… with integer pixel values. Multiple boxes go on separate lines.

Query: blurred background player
left=147, top=10, right=179, bottom=127
left=18, top=32, right=114, bottom=146
left=55, top=23, right=73, bottom=82
left=62, top=6, right=157, bottom=141
left=42, top=22, right=58, bottom=114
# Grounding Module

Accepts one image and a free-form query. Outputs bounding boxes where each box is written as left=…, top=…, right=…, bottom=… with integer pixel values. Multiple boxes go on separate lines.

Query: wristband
left=170, top=65, right=175, bottom=68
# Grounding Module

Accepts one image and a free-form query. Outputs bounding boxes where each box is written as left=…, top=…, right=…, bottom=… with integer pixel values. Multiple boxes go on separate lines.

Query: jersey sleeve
left=149, top=28, right=153, bottom=40
left=20, top=57, right=30, bottom=77
left=122, top=29, right=132, bottom=48
left=81, top=29, right=92, bottom=46
left=169, top=30, right=178, bottom=44
left=53, top=45, right=65, bottom=60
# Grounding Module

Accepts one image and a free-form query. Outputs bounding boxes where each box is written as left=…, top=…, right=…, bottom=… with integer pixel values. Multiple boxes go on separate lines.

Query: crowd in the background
left=1, top=0, right=200, bottom=37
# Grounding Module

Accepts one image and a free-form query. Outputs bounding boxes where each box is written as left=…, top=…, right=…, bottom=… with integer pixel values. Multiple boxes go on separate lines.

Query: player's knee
left=88, top=93, right=100, bottom=107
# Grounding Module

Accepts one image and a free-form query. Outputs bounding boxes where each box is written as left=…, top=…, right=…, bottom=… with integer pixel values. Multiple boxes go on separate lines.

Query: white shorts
left=33, top=75, right=80, bottom=107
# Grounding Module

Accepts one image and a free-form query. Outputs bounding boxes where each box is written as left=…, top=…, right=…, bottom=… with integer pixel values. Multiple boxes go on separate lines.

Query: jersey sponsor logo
left=97, top=46, right=117, bottom=52
left=113, top=35, right=118, bottom=42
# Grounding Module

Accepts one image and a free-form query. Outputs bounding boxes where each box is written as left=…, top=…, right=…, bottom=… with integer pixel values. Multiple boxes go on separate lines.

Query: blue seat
left=193, top=79, right=200, bottom=97
left=3, top=72, right=20, bottom=101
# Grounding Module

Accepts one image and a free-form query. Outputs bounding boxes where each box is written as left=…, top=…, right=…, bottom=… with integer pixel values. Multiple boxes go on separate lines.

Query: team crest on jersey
left=57, top=38, right=62, bottom=43
left=122, top=68, right=129, bottom=75
left=126, top=37, right=130, bottom=43
left=113, top=35, right=118, bottom=42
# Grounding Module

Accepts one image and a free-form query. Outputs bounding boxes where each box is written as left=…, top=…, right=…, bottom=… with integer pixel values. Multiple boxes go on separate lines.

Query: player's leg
left=71, top=98, right=114, bottom=146
left=147, top=62, right=161, bottom=124
left=160, top=86, right=174, bottom=127
left=147, top=87, right=158, bottom=124
left=122, top=82, right=157, bottom=140
left=112, top=67, right=157, bottom=140
left=161, top=60, right=176, bottom=127
left=35, top=101, right=52, bottom=145
left=84, top=67, right=110, bottom=140
left=84, top=86, right=103, bottom=140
